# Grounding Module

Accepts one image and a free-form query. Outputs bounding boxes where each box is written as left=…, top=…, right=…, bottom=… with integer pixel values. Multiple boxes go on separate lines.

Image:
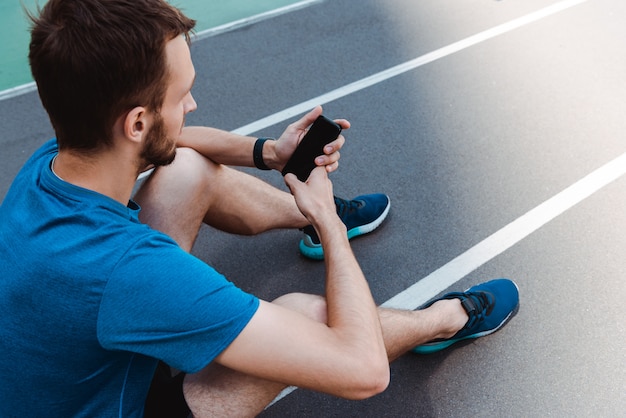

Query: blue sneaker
left=412, top=279, right=519, bottom=354
left=299, top=194, right=391, bottom=260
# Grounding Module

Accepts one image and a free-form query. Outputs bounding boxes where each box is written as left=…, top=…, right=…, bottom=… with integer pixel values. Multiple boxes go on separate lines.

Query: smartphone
left=281, top=115, right=342, bottom=181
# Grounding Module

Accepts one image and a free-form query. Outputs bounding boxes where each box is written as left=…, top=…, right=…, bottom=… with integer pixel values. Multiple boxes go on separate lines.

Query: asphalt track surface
left=1, top=0, right=625, bottom=416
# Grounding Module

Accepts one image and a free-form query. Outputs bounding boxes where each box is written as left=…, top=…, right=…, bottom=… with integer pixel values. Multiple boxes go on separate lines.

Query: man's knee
left=137, top=147, right=220, bottom=199
left=170, top=147, right=222, bottom=185
left=134, top=147, right=223, bottom=250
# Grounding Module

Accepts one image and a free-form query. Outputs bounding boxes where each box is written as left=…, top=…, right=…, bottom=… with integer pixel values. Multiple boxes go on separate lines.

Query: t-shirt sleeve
left=96, top=233, right=259, bottom=373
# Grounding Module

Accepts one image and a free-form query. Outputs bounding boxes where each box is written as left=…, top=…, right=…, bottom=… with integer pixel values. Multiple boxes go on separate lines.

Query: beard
left=139, top=113, right=177, bottom=169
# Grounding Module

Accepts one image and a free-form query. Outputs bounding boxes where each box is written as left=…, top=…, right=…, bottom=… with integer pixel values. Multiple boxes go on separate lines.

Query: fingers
left=285, top=107, right=349, bottom=174
left=323, top=134, right=345, bottom=156
left=283, top=172, right=300, bottom=194
left=284, top=166, right=327, bottom=190
left=285, top=167, right=337, bottom=226
left=325, top=160, right=340, bottom=174
left=291, top=106, right=323, bottom=132
left=313, top=132, right=345, bottom=170
left=314, top=150, right=340, bottom=170
left=333, top=118, right=351, bottom=130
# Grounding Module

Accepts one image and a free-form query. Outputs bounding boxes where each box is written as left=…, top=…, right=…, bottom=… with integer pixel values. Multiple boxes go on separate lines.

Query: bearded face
left=139, top=112, right=177, bottom=169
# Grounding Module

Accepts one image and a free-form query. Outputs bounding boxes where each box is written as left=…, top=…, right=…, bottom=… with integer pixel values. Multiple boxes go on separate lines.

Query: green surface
left=0, top=0, right=300, bottom=93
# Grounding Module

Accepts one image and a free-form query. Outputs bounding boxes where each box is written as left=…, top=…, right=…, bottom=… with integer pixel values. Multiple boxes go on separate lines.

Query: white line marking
left=0, top=0, right=323, bottom=102
left=263, top=0, right=590, bottom=408
left=382, top=151, right=626, bottom=309
left=193, top=0, right=323, bottom=41
left=267, top=151, right=626, bottom=408
left=0, top=82, right=37, bottom=102
left=233, top=0, right=588, bottom=136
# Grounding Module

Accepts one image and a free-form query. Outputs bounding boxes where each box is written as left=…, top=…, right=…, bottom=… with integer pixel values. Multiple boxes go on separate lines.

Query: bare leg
left=378, top=300, right=467, bottom=362
left=134, top=147, right=308, bottom=251
left=183, top=293, right=328, bottom=418
left=134, top=148, right=469, bottom=416
left=183, top=295, right=468, bottom=418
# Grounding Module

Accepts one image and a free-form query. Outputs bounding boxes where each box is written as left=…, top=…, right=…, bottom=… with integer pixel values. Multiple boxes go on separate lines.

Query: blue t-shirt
left=0, top=139, right=260, bottom=417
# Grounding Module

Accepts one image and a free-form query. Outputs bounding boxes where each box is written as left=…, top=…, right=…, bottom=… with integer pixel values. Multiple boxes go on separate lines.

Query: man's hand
left=272, top=106, right=349, bottom=173
left=284, top=167, right=338, bottom=230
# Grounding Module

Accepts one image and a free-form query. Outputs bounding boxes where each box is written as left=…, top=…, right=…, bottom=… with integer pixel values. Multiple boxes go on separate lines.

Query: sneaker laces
left=333, top=196, right=363, bottom=221
left=459, top=291, right=495, bottom=330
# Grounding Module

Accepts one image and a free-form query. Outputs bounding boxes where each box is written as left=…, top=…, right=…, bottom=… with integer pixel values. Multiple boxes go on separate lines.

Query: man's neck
left=53, top=149, right=139, bottom=205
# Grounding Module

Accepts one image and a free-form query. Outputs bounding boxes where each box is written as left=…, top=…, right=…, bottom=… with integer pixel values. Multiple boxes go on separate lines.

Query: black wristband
left=253, top=137, right=273, bottom=170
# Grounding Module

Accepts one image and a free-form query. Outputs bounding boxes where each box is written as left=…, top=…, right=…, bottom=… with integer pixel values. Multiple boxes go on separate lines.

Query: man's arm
left=177, top=106, right=347, bottom=172
left=213, top=167, right=390, bottom=400
left=176, top=125, right=258, bottom=167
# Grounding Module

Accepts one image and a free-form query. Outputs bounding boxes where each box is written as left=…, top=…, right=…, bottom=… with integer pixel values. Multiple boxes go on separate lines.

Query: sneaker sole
left=299, top=196, right=391, bottom=260
left=412, top=281, right=520, bottom=354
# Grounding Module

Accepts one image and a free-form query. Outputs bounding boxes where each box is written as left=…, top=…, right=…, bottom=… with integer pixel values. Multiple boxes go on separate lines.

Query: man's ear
left=122, top=106, right=148, bottom=144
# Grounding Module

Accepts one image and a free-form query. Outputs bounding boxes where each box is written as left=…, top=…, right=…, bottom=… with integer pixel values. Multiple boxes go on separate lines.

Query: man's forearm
left=317, top=218, right=387, bottom=361
left=178, top=126, right=259, bottom=167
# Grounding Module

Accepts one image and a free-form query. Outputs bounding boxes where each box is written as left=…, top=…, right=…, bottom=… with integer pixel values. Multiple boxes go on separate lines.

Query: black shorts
left=144, top=362, right=190, bottom=418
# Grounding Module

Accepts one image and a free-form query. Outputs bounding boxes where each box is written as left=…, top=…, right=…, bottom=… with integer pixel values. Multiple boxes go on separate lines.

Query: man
left=0, top=1, right=519, bottom=417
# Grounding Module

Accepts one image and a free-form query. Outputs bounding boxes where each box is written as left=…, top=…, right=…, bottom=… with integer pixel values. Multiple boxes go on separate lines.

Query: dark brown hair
left=27, top=0, right=195, bottom=151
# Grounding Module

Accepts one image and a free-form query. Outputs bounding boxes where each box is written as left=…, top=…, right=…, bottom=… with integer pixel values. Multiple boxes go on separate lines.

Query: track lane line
left=194, top=0, right=323, bottom=41
left=267, top=151, right=626, bottom=408
left=382, top=151, right=626, bottom=309
left=259, top=0, right=592, bottom=408
left=233, top=0, right=588, bottom=136
left=0, top=0, right=324, bottom=101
